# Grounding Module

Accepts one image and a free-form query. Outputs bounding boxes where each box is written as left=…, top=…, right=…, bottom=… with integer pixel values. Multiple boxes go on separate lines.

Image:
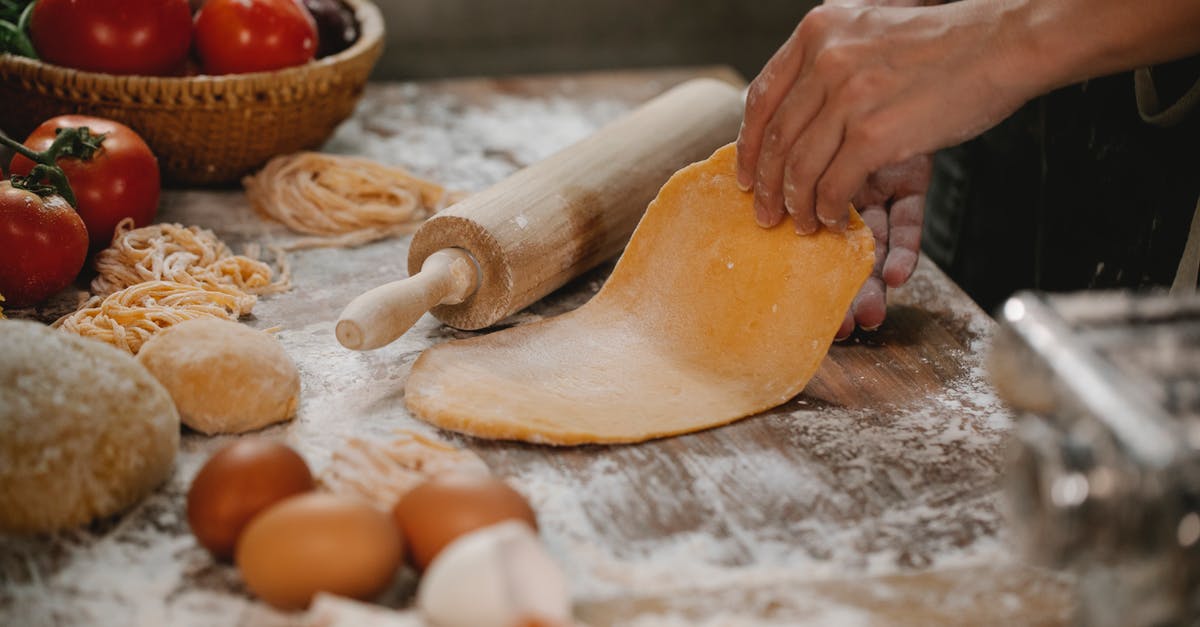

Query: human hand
left=736, top=1, right=1037, bottom=234
left=834, top=155, right=929, bottom=339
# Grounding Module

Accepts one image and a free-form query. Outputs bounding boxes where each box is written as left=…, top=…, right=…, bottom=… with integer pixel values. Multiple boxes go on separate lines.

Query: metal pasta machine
left=991, top=291, right=1200, bottom=626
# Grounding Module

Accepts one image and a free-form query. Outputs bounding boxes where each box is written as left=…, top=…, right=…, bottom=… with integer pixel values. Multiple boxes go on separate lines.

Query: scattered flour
left=0, top=77, right=1041, bottom=626
left=324, top=86, right=628, bottom=193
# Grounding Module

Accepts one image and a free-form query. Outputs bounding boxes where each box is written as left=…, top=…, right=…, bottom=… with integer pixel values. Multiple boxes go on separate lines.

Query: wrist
left=977, top=0, right=1066, bottom=100
left=1010, top=0, right=1107, bottom=92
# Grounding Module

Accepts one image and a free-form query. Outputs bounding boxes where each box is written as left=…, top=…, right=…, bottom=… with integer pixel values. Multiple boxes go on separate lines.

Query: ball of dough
left=136, top=319, right=300, bottom=435
left=0, top=320, right=179, bottom=533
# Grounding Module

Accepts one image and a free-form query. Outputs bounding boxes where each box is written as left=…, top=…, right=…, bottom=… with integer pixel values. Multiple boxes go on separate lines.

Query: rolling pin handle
left=336, top=248, right=480, bottom=350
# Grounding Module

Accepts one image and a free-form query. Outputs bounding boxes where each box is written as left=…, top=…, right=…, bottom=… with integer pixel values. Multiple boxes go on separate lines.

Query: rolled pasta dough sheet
left=405, top=143, right=875, bottom=445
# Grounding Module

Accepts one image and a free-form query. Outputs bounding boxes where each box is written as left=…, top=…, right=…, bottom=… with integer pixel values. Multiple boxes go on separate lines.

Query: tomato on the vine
left=0, top=182, right=89, bottom=308
left=30, top=0, right=193, bottom=75
left=10, top=116, right=161, bottom=252
left=194, top=0, right=319, bottom=75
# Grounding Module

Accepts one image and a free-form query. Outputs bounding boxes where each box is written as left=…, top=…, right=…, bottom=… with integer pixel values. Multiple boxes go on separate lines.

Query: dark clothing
left=923, top=56, right=1200, bottom=314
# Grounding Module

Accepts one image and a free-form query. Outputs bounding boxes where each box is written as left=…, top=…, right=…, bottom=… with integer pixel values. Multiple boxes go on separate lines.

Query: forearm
left=825, top=0, right=943, bottom=7
left=1001, top=0, right=1200, bottom=93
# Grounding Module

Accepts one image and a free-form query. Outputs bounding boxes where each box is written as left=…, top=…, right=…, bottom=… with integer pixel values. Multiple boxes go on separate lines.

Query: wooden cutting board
left=0, top=67, right=1075, bottom=626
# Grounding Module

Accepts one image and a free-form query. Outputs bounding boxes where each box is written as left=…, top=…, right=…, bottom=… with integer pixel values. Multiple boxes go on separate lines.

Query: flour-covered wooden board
left=0, top=68, right=1072, bottom=626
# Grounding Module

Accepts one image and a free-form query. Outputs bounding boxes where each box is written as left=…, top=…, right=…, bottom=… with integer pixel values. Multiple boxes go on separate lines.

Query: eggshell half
left=418, top=521, right=571, bottom=627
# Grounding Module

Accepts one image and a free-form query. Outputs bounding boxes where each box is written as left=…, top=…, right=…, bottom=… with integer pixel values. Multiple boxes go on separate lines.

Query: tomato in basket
left=30, top=0, right=193, bottom=75
left=302, top=0, right=359, bottom=58
left=194, top=0, right=319, bottom=75
left=9, top=116, right=160, bottom=252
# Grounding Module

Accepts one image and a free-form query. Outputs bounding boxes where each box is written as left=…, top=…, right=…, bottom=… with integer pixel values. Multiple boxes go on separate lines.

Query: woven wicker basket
left=0, top=0, right=383, bottom=185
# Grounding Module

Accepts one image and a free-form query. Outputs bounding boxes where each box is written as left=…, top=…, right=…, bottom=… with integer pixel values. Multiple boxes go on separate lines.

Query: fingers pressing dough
left=0, top=320, right=179, bottom=533
left=405, top=143, right=875, bottom=445
left=137, top=319, right=300, bottom=435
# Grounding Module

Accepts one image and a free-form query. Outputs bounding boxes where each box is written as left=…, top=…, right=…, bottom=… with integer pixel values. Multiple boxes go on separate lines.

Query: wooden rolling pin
left=336, top=78, right=744, bottom=350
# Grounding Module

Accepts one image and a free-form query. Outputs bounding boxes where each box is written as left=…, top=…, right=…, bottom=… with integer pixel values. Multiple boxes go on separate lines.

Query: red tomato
left=30, top=0, right=193, bottom=76
left=10, top=116, right=161, bottom=252
left=0, top=182, right=89, bottom=308
left=194, top=0, right=318, bottom=75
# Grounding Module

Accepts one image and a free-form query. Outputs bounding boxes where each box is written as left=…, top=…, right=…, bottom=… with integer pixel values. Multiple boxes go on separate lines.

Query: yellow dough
left=405, top=144, right=875, bottom=444
left=137, top=319, right=300, bottom=435
left=0, top=320, right=179, bottom=533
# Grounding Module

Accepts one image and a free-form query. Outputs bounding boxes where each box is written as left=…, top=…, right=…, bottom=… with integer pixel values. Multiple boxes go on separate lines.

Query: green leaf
left=0, top=0, right=31, bottom=26
left=0, top=0, right=35, bottom=58
left=0, top=20, right=36, bottom=58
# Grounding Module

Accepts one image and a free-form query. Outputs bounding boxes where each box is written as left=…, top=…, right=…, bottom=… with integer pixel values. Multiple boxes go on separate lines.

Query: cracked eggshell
left=417, top=520, right=571, bottom=627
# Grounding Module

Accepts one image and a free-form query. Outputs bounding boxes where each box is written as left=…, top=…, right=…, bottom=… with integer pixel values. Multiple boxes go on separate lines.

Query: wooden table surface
left=1, top=67, right=1074, bottom=626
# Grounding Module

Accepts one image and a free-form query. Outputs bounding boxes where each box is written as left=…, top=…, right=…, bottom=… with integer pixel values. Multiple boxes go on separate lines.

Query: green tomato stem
left=0, top=129, right=42, bottom=162
left=10, top=164, right=75, bottom=207
left=0, top=126, right=106, bottom=208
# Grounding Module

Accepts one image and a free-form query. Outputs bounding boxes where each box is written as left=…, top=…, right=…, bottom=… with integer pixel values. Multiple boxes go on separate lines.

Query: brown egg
left=392, top=472, right=537, bottom=571
left=187, top=439, right=314, bottom=560
left=236, top=492, right=405, bottom=610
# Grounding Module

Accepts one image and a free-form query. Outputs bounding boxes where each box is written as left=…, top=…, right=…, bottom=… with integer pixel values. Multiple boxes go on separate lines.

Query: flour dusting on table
left=1, top=71, right=1068, bottom=627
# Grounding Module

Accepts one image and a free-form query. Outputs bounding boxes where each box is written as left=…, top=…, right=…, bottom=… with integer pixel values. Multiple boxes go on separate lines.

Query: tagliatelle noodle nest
left=92, top=219, right=290, bottom=306
left=318, top=429, right=491, bottom=510
left=243, top=152, right=460, bottom=250
left=53, top=281, right=250, bottom=355
left=58, top=220, right=290, bottom=353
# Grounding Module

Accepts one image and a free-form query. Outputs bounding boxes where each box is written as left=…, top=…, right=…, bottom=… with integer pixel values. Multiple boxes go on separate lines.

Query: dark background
left=369, top=0, right=818, bottom=80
